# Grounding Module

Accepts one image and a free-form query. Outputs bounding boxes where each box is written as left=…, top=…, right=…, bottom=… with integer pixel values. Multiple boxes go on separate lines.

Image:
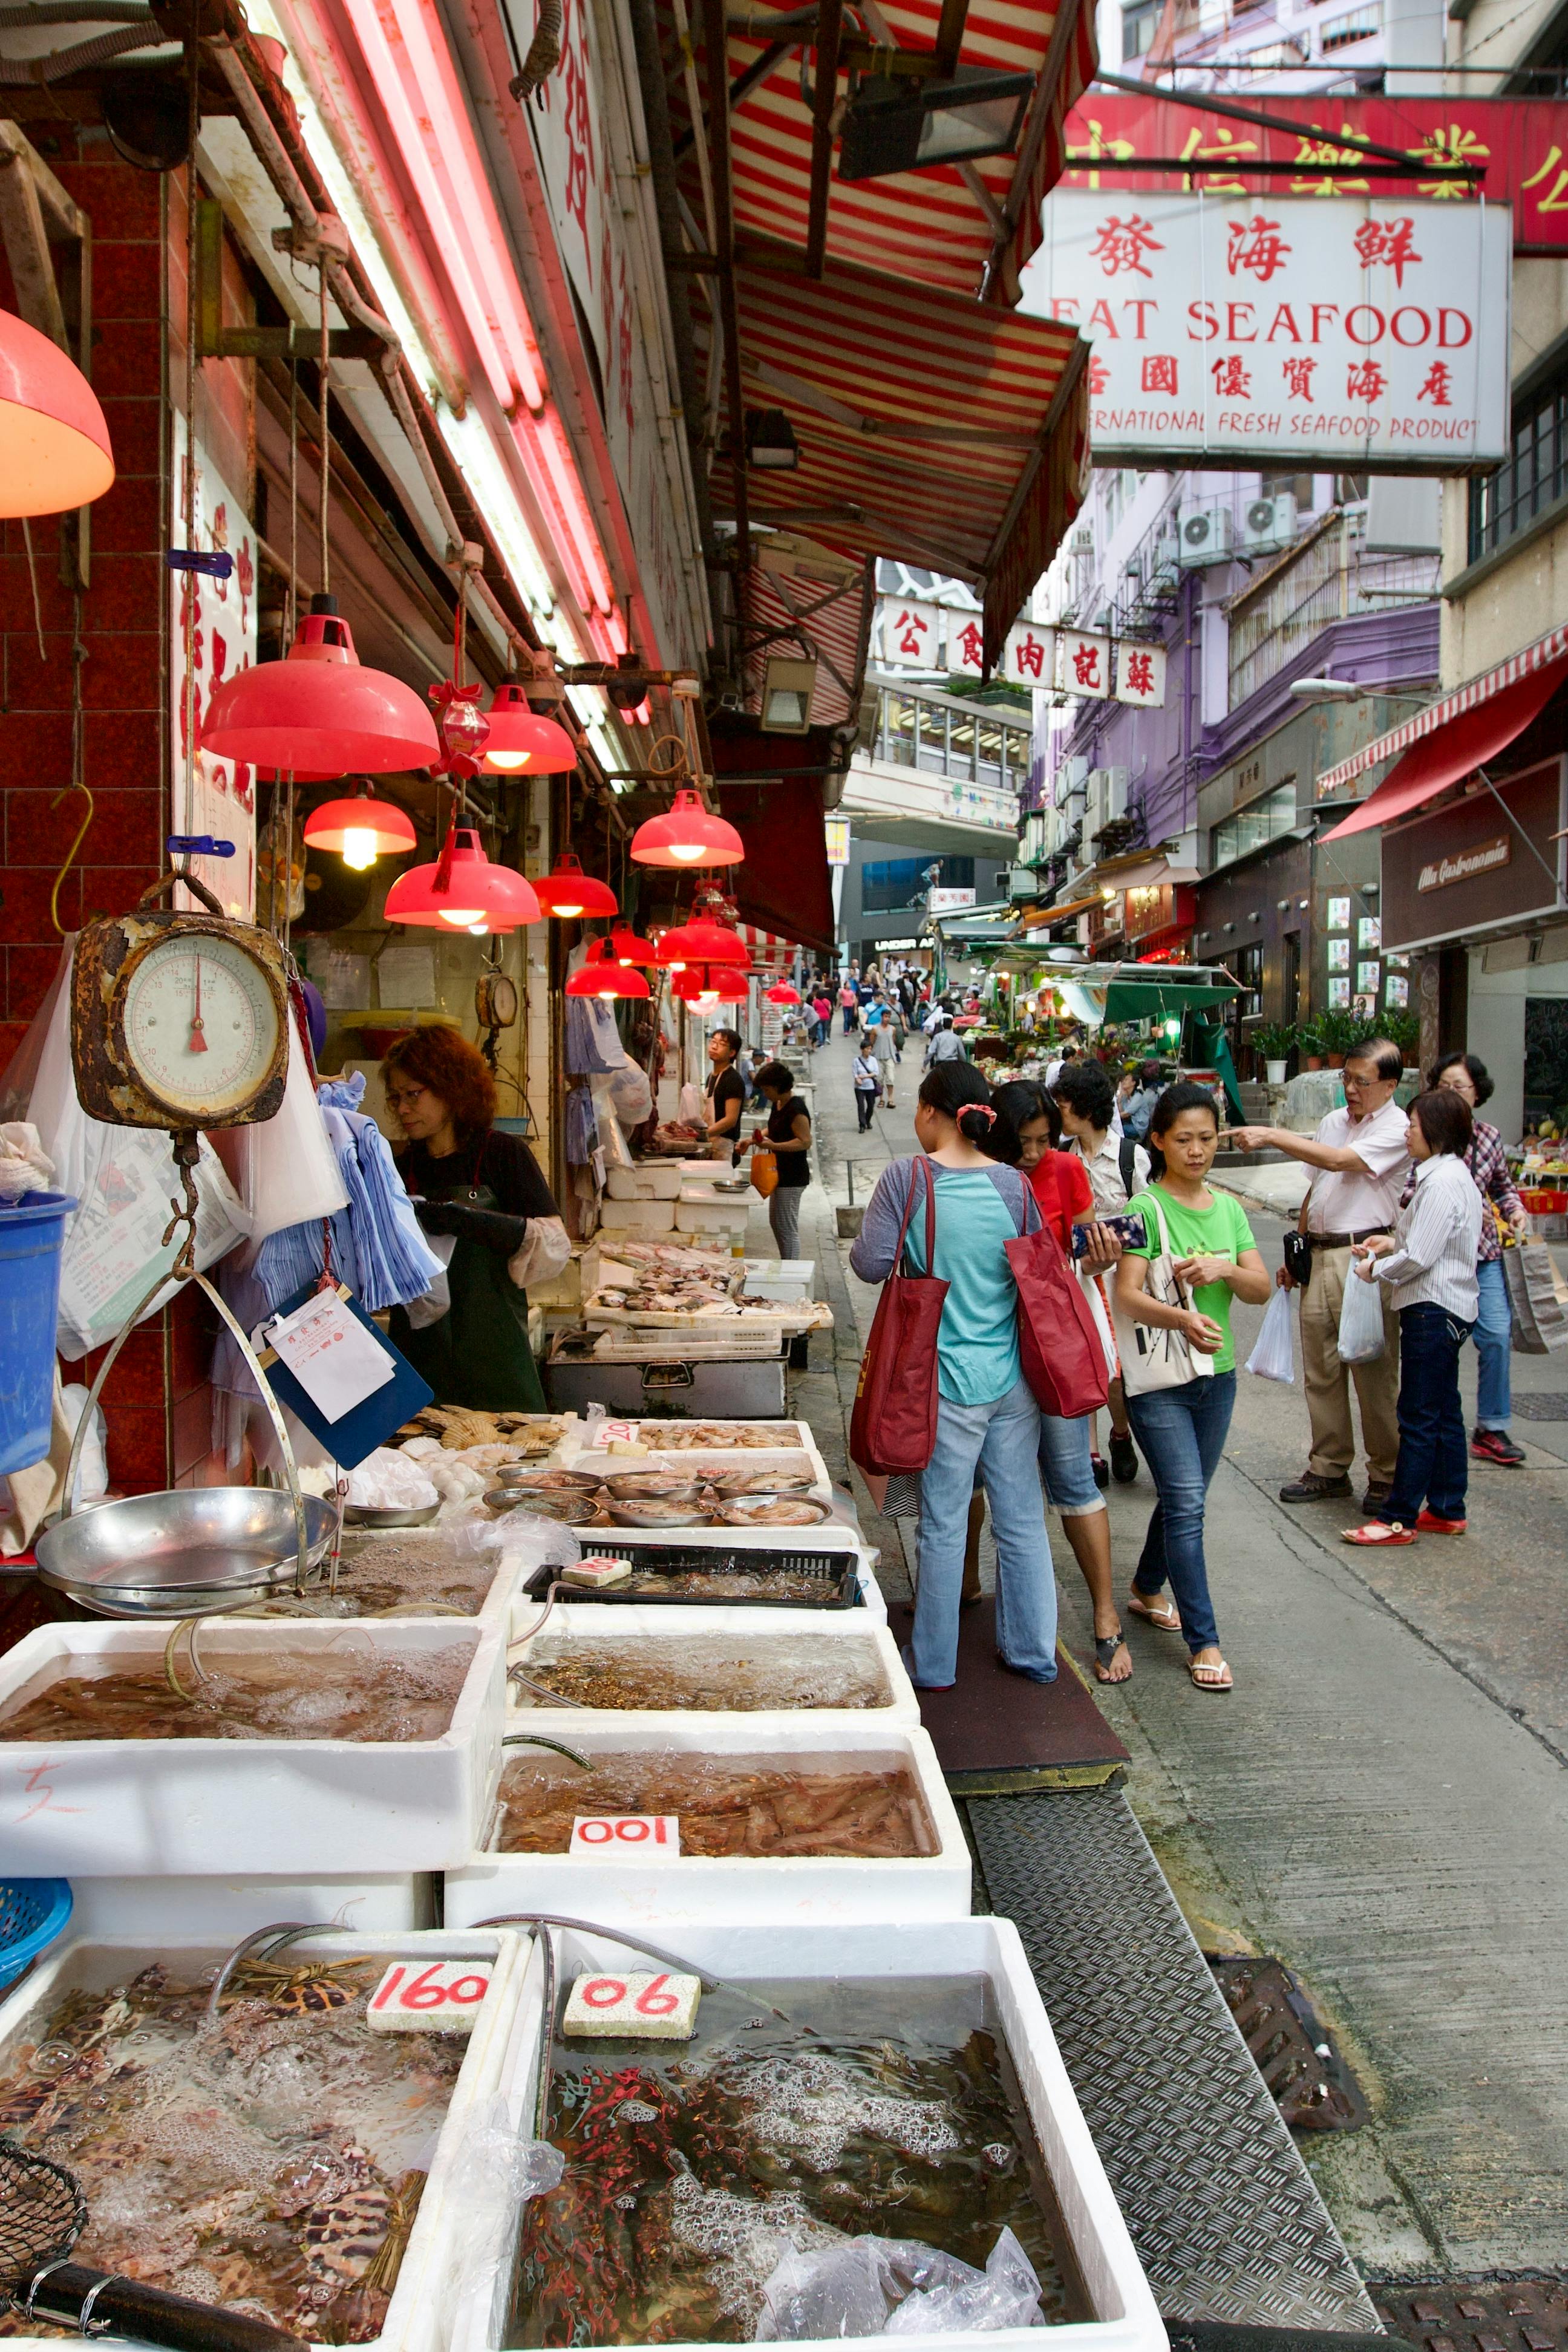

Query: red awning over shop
left=1320, top=626, right=1568, bottom=835
left=713, top=776, right=836, bottom=959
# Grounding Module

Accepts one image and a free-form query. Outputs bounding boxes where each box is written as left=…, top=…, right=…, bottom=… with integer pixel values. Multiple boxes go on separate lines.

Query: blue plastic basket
left=0, top=1880, right=73, bottom=1992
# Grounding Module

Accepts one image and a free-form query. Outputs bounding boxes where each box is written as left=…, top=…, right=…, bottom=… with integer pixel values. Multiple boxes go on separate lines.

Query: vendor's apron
left=391, top=1174, right=547, bottom=1413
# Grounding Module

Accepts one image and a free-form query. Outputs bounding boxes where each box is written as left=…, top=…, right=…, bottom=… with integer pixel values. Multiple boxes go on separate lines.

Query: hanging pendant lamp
left=630, top=786, right=744, bottom=868
left=384, top=823, right=541, bottom=931
left=657, top=916, right=748, bottom=967
left=0, top=307, right=114, bottom=517
left=302, top=781, right=417, bottom=871
left=204, top=594, right=440, bottom=774
left=532, top=852, right=618, bottom=920
left=481, top=682, right=578, bottom=774
left=609, top=929, right=658, bottom=965
left=766, top=983, right=802, bottom=1005
left=566, top=941, right=651, bottom=999
left=673, top=963, right=749, bottom=1005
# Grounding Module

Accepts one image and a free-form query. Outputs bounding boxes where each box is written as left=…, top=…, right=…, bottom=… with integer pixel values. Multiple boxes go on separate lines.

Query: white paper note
left=269, top=1290, right=393, bottom=1422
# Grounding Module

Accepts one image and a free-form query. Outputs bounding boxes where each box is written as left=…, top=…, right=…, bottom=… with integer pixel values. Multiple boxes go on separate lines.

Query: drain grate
left=1207, top=1956, right=1367, bottom=2132
left=1370, top=2278, right=1568, bottom=2352
left=1508, top=1395, right=1568, bottom=1421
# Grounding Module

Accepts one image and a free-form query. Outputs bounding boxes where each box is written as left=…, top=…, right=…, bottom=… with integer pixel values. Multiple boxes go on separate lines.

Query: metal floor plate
left=968, top=1787, right=1379, bottom=2333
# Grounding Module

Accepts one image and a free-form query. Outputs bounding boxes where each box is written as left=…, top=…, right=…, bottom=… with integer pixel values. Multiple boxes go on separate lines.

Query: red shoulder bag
left=849, top=1159, right=948, bottom=1477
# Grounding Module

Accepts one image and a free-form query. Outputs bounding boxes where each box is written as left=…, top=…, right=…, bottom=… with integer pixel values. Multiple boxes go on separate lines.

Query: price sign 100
left=569, top=1814, right=681, bottom=1857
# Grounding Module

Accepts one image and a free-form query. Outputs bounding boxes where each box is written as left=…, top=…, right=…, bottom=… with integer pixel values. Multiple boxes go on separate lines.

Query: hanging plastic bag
left=226, top=1016, right=348, bottom=1241
left=1337, top=1261, right=1387, bottom=1364
left=405, top=1233, right=458, bottom=1330
left=678, top=1081, right=706, bottom=1128
left=1245, top=1284, right=1296, bottom=1383
left=605, top=1060, right=653, bottom=1127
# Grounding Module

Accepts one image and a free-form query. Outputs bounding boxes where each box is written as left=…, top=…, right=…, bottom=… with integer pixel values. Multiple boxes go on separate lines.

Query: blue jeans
left=1125, top=1371, right=1235, bottom=1655
left=1038, top=1412, right=1106, bottom=1519
left=1378, top=1301, right=1473, bottom=1525
left=1474, top=1255, right=1512, bottom=1430
left=912, top=1376, right=1057, bottom=1688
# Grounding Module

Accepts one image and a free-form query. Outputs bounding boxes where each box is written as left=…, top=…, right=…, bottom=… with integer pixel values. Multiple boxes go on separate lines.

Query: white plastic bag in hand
left=1245, top=1284, right=1296, bottom=1383
left=1337, top=1261, right=1387, bottom=1364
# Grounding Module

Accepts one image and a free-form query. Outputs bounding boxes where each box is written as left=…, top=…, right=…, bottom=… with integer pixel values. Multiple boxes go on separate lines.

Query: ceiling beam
left=701, top=0, right=750, bottom=567
left=933, top=0, right=971, bottom=75
left=804, top=0, right=842, bottom=276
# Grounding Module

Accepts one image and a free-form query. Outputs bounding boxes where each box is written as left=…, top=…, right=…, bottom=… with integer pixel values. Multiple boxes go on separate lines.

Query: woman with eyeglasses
left=381, top=1027, right=563, bottom=1411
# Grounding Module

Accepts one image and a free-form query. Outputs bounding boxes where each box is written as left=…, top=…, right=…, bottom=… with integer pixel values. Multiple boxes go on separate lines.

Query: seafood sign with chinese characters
left=1022, top=194, right=1509, bottom=471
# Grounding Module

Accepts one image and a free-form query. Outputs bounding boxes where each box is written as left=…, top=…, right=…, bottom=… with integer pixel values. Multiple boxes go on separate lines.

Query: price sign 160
left=569, top=1813, right=681, bottom=1857
left=562, top=1969, right=701, bottom=2040
left=366, top=1959, right=494, bottom=2033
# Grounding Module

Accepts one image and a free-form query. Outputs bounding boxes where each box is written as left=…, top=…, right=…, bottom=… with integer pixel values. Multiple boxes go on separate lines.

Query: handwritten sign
left=562, top=1970, right=701, bottom=2040
left=569, top=1814, right=681, bottom=1857
left=366, top=1959, right=494, bottom=2033
left=269, top=1290, right=393, bottom=1422
left=587, top=1418, right=639, bottom=1451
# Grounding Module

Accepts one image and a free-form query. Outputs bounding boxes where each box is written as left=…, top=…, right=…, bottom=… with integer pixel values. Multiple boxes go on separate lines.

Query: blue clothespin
left=168, top=834, right=236, bottom=858
left=166, top=549, right=235, bottom=578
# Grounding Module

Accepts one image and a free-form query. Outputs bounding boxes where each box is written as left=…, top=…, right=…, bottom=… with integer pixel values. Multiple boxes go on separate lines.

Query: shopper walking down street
left=867, top=993, right=901, bottom=1108
left=1115, top=1084, right=1270, bottom=1691
left=1230, top=1040, right=1410, bottom=1512
left=992, top=1079, right=1132, bottom=1684
left=850, top=1064, right=1057, bottom=1693
left=811, top=987, right=833, bottom=1049
left=1426, top=1053, right=1530, bottom=1468
left=1053, top=1060, right=1148, bottom=1486
left=852, top=1043, right=881, bottom=1131
left=1340, top=1088, right=1484, bottom=1546
left=924, top=1016, right=966, bottom=1067
left=748, top=1059, right=812, bottom=1261
left=840, top=978, right=860, bottom=1034
left=384, top=1027, right=564, bottom=1413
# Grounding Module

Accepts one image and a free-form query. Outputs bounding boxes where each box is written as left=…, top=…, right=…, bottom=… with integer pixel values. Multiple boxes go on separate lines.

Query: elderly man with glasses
left=1229, top=1040, right=1411, bottom=1513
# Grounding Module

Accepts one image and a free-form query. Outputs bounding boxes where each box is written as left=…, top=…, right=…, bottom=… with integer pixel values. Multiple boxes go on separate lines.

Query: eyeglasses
left=385, top=1085, right=428, bottom=1111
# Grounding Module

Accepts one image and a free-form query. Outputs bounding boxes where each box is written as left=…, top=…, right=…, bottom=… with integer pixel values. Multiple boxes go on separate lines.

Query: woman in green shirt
left=1114, top=1083, right=1270, bottom=1692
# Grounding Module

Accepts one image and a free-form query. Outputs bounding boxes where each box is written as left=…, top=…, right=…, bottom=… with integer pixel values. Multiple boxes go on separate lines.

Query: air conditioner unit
left=1177, top=508, right=1235, bottom=566
left=1241, top=492, right=1297, bottom=554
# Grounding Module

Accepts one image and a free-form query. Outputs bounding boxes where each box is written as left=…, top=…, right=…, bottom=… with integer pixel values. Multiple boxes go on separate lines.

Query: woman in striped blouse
left=1341, top=1088, right=1483, bottom=1547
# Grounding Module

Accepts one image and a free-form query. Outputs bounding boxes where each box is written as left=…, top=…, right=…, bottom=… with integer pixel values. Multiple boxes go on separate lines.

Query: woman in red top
left=992, top=1082, right=1131, bottom=1682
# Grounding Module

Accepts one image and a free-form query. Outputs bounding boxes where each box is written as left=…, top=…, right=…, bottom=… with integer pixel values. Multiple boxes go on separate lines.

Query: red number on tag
left=443, top=1973, right=491, bottom=2005
left=370, top=1966, right=406, bottom=2010
left=635, top=1974, right=679, bottom=2016
left=399, top=1963, right=454, bottom=2010
left=581, top=1977, right=628, bottom=2008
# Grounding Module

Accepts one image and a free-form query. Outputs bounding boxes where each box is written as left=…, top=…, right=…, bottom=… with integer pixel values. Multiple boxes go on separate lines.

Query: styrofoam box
left=0, top=1929, right=529, bottom=2352
left=741, top=1257, right=816, bottom=1301
left=506, top=1526, right=887, bottom=1632
left=677, top=1157, right=733, bottom=1183
left=506, top=1605, right=918, bottom=1728
left=448, top=1918, right=1165, bottom=2352
left=675, top=1195, right=751, bottom=1233
left=445, top=1720, right=965, bottom=1929
left=67, top=1873, right=438, bottom=1939
left=339, top=1535, right=529, bottom=1633
left=0, top=1619, right=506, bottom=1875
left=606, top=1163, right=683, bottom=1200
left=564, top=1417, right=832, bottom=1490
left=599, top=1197, right=677, bottom=1232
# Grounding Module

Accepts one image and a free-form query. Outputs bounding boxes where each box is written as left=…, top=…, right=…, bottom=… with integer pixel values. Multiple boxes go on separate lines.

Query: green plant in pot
left=1380, top=1008, right=1421, bottom=1059
left=1297, top=1018, right=1325, bottom=1070
left=1250, top=1021, right=1298, bottom=1085
left=1315, top=1007, right=1361, bottom=1067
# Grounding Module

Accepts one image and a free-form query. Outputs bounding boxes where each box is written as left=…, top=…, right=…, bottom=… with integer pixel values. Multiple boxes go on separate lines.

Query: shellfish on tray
left=601, top=1497, right=712, bottom=1528
left=490, top=1466, right=604, bottom=1492
left=702, top=1466, right=815, bottom=1497
left=601, top=1472, right=708, bottom=1501
left=711, top=1494, right=831, bottom=1527
left=484, top=1490, right=602, bottom=1524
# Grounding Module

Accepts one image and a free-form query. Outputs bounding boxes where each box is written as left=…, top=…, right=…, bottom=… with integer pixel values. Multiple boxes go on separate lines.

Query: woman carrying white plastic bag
left=1246, top=1284, right=1297, bottom=1384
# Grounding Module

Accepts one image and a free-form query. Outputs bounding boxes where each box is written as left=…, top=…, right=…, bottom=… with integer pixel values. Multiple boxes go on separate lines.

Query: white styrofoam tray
left=448, top=1917, right=1165, bottom=2352
left=740, top=1257, right=816, bottom=1300
left=505, top=1526, right=886, bottom=1630
left=444, top=1719, right=967, bottom=1927
left=66, top=1872, right=439, bottom=1938
left=564, top=1417, right=831, bottom=1487
left=0, top=1928, right=530, bottom=2352
left=506, top=1604, right=918, bottom=1728
left=0, top=1618, right=506, bottom=1875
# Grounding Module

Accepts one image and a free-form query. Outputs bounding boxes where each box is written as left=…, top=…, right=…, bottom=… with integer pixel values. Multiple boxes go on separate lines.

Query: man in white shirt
left=1229, top=1039, right=1411, bottom=1511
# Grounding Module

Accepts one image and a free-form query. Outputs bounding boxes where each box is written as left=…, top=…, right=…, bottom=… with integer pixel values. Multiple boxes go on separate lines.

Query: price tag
left=569, top=1814, right=681, bottom=1857
left=588, top=1419, right=639, bottom=1451
left=365, top=1959, right=494, bottom=2033
left=563, top=1970, right=701, bottom=2040
left=267, top=1290, right=393, bottom=1422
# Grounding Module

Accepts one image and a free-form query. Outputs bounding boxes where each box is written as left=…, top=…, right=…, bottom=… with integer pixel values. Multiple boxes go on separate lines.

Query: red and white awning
left=736, top=923, right=797, bottom=973
left=743, top=557, right=874, bottom=730
left=1319, top=624, right=1568, bottom=828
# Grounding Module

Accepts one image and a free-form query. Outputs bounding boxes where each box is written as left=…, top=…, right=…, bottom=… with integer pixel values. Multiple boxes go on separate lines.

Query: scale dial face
left=121, top=931, right=283, bottom=1118
left=478, top=972, right=519, bottom=1028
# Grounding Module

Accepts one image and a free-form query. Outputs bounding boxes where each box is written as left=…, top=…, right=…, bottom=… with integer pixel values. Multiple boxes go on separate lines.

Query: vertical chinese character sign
left=1055, top=631, right=1112, bottom=698
left=1116, top=642, right=1166, bottom=707
left=169, top=418, right=256, bottom=918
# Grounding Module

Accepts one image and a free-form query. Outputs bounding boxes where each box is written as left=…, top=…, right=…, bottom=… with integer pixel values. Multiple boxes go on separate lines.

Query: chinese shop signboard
left=875, top=604, right=1165, bottom=702
left=1021, top=193, right=1510, bottom=472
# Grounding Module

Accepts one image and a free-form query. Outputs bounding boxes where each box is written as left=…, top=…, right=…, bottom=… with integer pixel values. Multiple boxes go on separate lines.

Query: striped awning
left=664, top=0, right=1097, bottom=303
left=742, top=554, right=875, bottom=729
left=1318, top=624, right=1568, bottom=802
left=736, top=923, right=797, bottom=972
left=715, top=243, right=1089, bottom=670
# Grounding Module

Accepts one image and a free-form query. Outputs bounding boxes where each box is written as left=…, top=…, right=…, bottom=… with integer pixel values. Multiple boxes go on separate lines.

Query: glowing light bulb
left=468, top=923, right=490, bottom=936
left=341, top=827, right=379, bottom=871
left=667, top=959, right=687, bottom=973
left=439, top=908, right=486, bottom=926
left=553, top=900, right=586, bottom=918
left=669, top=843, right=705, bottom=864
left=696, top=990, right=719, bottom=1008
left=485, top=748, right=529, bottom=771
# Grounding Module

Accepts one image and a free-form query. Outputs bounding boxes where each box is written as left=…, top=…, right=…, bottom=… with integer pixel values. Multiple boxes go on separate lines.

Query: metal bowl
left=711, top=1494, right=831, bottom=1527
left=342, top=1501, right=442, bottom=1529
left=704, top=1467, right=815, bottom=1497
left=490, top=1466, right=603, bottom=1493
left=34, top=1488, right=338, bottom=1618
left=603, top=1498, right=713, bottom=1528
left=483, top=1489, right=601, bottom=1525
left=601, top=1473, right=707, bottom=1503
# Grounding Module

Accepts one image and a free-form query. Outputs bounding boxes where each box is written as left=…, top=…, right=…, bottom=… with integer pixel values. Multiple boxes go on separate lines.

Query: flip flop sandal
left=1094, top=1632, right=1132, bottom=1683
left=1126, top=1593, right=1183, bottom=1633
left=1187, top=1656, right=1233, bottom=1692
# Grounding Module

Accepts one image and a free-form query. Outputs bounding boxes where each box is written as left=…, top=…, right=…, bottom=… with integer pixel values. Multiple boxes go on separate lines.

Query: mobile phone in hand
left=1071, top=1212, right=1146, bottom=1259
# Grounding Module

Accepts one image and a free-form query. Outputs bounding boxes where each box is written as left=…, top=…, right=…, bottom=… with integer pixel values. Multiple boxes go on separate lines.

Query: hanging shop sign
left=877, top=601, right=1167, bottom=704
left=1061, top=94, right=1568, bottom=258
left=825, top=815, right=851, bottom=867
left=930, top=886, right=978, bottom=912
left=1021, top=193, right=1511, bottom=472
left=169, top=419, right=257, bottom=921
left=1380, top=760, right=1565, bottom=952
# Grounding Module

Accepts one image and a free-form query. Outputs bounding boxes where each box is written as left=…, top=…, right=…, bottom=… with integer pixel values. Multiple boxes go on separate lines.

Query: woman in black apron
left=382, top=1027, right=559, bottom=1411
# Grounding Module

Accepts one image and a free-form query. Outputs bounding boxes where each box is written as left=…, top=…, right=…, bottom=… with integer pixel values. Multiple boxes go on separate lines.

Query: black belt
left=1307, top=1229, right=1391, bottom=1249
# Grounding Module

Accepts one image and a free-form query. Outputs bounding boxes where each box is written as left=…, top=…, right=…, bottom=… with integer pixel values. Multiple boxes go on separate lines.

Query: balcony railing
left=1226, top=508, right=1439, bottom=711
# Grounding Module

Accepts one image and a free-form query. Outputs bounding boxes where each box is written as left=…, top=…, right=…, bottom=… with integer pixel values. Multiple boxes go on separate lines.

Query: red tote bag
left=849, top=1158, right=949, bottom=1478
left=1005, top=1218, right=1111, bottom=1422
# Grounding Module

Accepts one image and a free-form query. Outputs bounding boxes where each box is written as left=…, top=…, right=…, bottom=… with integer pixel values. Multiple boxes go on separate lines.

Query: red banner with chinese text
left=1062, top=95, right=1568, bottom=254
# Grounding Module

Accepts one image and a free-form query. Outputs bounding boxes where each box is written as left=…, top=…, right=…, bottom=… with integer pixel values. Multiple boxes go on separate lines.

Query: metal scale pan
left=34, top=1487, right=337, bottom=1618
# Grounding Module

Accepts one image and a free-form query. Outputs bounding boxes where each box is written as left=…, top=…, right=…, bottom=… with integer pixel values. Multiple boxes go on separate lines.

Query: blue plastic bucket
left=0, top=1879, right=73, bottom=1991
left=0, top=1189, right=77, bottom=1478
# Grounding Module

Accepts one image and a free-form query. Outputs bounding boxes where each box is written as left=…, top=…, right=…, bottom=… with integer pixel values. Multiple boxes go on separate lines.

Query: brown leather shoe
left=1361, top=1483, right=1393, bottom=1515
left=1279, top=1471, right=1353, bottom=1503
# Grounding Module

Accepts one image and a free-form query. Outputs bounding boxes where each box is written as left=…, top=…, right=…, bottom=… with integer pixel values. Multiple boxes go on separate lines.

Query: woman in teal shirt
left=1113, top=1083, right=1270, bottom=1693
left=850, top=1063, right=1056, bottom=1690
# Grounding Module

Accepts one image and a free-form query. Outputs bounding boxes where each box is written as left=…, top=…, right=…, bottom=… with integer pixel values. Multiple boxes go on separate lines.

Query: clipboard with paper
left=256, top=1279, right=433, bottom=1467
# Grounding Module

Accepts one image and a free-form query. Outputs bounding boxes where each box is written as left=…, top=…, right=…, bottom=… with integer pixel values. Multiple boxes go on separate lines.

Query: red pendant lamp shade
left=609, top=929, right=658, bottom=965
left=204, top=596, right=440, bottom=774
left=657, top=917, right=747, bottom=967
left=532, top=852, right=619, bottom=919
left=384, top=824, right=540, bottom=930
left=766, top=983, right=802, bottom=1005
left=630, top=786, right=744, bottom=868
left=302, top=783, right=416, bottom=870
left=566, top=942, right=651, bottom=998
left=0, top=307, right=114, bottom=517
left=481, top=683, right=579, bottom=774
left=673, top=964, right=750, bottom=1004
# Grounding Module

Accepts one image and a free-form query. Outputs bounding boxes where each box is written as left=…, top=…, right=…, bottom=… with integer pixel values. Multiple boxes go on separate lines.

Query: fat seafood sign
left=1023, top=192, right=1510, bottom=471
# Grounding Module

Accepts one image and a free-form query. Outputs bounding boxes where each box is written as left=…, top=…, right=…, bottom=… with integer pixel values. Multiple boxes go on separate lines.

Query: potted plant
left=1381, top=1008, right=1421, bottom=1060
left=1298, top=1019, right=1325, bottom=1071
left=1251, top=1021, right=1298, bottom=1086
left=1316, top=1007, right=1359, bottom=1067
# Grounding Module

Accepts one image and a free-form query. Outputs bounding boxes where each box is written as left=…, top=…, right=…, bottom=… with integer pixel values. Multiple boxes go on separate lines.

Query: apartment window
left=977, top=717, right=1004, bottom=789
left=1319, top=5, right=1378, bottom=48
left=918, top=702, right=949, bottom=773
left=1211, top=782, right=1297, bottom=867
left=1004, top=725, right=1031, bottom=787
left=1122, top=0, right=1158, bottom=56
left=880, top=692, right=917, bottom=766
left=1469, top=359, right=1568, bottom=564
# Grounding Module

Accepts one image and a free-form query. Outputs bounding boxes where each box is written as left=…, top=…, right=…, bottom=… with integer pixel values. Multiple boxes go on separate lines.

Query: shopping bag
left=1005, top=1215, right=1109, bottom=1420
left=1338, top=1260, right=1387, bottom=1364
left=750, top=1148, right=779, bottom=1198
left=1504, top=1239, right=1568, bottom=1352
left=849, top=1159, right=947, bottom=1477
left=1245, top=1284, right=1296, bottom=1383
left=1113, top=1191, right=1214, bottom=1394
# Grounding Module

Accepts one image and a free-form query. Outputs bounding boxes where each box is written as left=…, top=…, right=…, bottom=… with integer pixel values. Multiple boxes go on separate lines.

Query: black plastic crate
left=523, top=1543, right=861, bottom=1609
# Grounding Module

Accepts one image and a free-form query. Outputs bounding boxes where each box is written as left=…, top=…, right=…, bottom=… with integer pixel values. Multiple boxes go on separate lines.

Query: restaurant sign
left=1021, top=193, right=1511, bottom=472
left=1417, top=835, right=1509, bottom=892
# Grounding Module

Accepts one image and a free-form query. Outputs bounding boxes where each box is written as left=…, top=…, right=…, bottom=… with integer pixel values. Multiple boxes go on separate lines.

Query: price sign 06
left=569, top=1814, right=681, bottom=1858
left=366, top=1959, right=494, bottom=2033
left=562, top=1969, right=702, bottom=2040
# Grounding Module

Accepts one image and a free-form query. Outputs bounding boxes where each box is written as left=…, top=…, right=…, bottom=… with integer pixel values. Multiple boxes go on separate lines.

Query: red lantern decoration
left=384, top=824, right=540, bottom=931
left=204, top=596, right=440, bottom=774
left=673, top=963, right=750, bottom=1005
left=481, top=682, right=578, bottom=775
left=566, top=941, right=651, bottom=999
left=532, top=852, right=619, bottom=920
left=0, top=306, right=114, bottom=517
left=302, top=783, right=416, bottom=871
left=630, top=786, right=743, bottom=868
